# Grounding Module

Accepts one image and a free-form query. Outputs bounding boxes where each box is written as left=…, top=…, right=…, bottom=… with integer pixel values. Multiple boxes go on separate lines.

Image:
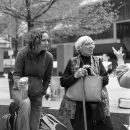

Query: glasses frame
left=81, top=42, right=95, bottom=48
left=41, top=38, right=50, bottom=42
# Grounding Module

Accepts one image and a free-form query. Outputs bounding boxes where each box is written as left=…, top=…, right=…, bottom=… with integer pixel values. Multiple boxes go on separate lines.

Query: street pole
left=14, top=17, right=18, bottom=58
left=9, top=0, right=12, bottom=67
left=9, top=36, right=12, bottom=67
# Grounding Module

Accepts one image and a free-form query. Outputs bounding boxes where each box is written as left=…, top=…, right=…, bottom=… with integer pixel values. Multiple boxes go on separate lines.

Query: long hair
left=24, top=28, right=48, bottom=53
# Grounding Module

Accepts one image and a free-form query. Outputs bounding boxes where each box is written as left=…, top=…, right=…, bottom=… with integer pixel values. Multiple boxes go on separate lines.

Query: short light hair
left=75, top=36, right=94, bottom=50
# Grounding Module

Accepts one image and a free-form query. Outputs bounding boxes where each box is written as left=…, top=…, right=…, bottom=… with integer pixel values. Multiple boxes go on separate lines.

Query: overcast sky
left=80, top=0, right=101, bottom=6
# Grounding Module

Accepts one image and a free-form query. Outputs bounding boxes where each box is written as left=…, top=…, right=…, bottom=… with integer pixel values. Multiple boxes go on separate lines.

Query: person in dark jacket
left=59, top=36, right=113, bottom=130
left=13, top=28, right=53, bottom=130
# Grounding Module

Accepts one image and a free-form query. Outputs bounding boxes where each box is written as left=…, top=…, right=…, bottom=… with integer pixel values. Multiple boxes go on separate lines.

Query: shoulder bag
left=66, top=76, right=103, bottom=102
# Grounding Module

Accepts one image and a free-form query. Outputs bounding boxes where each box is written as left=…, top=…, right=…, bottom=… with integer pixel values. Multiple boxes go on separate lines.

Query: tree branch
left=0, top=6, right=26, bottom=20
left=33, top=0, right=57, bottom=20
left=25, top=0, right=31, bottom=19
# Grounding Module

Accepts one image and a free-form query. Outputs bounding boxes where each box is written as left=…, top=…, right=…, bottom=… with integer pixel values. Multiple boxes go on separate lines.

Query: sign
left=3, top=59, right=15, bottom=66
left=8, top=50, right=14, bottom=56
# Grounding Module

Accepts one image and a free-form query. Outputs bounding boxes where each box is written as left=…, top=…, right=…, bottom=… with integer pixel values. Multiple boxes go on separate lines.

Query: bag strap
left=40, top=121, right=50, bottom=129
left=13, top=113, right=18, bottom=130
left=47, top=114, right=67, bottom=128
left=41, top=113, right=57, bottom=130
left=6, top=115, right=11, bottom=130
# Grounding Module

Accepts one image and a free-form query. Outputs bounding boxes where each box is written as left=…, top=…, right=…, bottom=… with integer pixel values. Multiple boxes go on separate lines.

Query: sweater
left=59, top=55, right=110, bottom=119
left=13, top=45, right=53, bottom=95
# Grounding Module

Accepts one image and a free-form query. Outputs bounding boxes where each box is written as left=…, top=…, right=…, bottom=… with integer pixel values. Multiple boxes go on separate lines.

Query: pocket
left=28, top=77, right=43, bottom=97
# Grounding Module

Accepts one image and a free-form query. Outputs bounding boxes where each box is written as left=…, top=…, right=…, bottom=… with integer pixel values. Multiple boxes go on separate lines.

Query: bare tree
left=49, top=0, right=124, bottom=43
left=0, top=0, right=58, bottom=31
left=0, top=0, right=124, bottom=42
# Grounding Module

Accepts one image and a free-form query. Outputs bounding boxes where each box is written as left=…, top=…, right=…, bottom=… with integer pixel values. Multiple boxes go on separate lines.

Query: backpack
left=1, top=102, right=18, bottom=130
left=39, top=113, right=68, bottom=130
left=2, top=113, right=17, bottom=130
left=1, top=114, right=11, bottom=130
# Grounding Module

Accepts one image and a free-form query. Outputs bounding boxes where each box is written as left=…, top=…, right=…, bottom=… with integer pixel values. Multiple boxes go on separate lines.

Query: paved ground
left=0, top=75, right=130, bottom=113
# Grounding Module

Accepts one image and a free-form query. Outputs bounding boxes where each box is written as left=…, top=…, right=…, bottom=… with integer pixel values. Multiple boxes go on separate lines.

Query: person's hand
left=83, top=65, right=96, bottom=76
left=112, top=47, right=125, bottom=66
left=17, top=77, right=28, bottom=90
left=112, top=47, right=124, bottom=59
left=74, top=68, right=87, bottom=78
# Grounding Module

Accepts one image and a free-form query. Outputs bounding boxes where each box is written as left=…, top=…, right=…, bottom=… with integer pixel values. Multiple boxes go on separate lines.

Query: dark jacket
left=13, top=46, right=53, bottom=96
left=59, top=55, right=110, bottom=119
left=60, top=55, right=108, bottom=89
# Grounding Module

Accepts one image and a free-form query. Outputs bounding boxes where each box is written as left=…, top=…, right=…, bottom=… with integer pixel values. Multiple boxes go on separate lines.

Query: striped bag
left=1, top=113, right=17, bottom=130
left=39, top=113, right=68, bottom=130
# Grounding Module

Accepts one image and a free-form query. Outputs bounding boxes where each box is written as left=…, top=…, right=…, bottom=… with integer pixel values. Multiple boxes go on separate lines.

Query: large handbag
left=66, top=76, right=103, bottom=102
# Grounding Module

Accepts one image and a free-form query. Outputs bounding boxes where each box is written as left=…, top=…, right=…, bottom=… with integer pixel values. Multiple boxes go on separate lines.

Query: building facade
left=91, top=0, right=130, bottom=61
left=55, top=0, right=130, bottom=74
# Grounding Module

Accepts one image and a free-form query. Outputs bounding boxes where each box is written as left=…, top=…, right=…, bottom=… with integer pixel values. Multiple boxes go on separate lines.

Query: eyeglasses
left=41, top=39, right=50, bottom=42
left=82, top=42, right=95, bottom=47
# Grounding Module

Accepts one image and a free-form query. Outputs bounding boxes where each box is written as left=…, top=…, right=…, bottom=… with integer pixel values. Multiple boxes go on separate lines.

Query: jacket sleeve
left=116, top=65, right=130, bottom=88
left=99, top=59, right=109, bottom=87
left=42, top=54, right=53, bottom=95
left=60, top=59, right=78, bottom=89
left=13, top=51, right=24, bottom=87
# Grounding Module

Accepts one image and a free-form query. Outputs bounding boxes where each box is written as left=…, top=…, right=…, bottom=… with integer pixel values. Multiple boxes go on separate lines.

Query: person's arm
left=112, top=47, right=130, bottom=88
left=99, top=59, right=109, bottom=87
left=112, top=47, right=124, bottom=66
left=13, top=51, right=25, bottom=88
left=60, top=59, right=78, bottom=89
left=42, top=54, right=53, bottom=95
left=118, top=68, right=130, bottom=89
left=116, top=65, right=130, bottom=88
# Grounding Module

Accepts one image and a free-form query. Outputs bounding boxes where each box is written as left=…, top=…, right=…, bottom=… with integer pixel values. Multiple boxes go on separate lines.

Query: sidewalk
left=0, top=76, right=130, bottom=130
left=107, top=76, right=130, bottom=114
left=0, top=77, right=10, bottom=105
left=0, top=75, right=130, bottom=112
left=0, top=76, right=61, bottom=109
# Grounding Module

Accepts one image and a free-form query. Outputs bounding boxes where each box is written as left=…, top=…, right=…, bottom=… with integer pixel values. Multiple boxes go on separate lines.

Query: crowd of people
left=3, top=27, right=130, bottom=130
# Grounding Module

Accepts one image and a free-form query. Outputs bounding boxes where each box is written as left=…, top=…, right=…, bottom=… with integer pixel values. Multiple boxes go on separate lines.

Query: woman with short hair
left=59, top=36, right=113, bottom=130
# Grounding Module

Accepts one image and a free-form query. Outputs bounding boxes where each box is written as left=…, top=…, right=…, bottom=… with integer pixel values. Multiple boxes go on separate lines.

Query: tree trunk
left=28, top=20, right=34, bottom=31
left=14, top=18, right=18, bottom=58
